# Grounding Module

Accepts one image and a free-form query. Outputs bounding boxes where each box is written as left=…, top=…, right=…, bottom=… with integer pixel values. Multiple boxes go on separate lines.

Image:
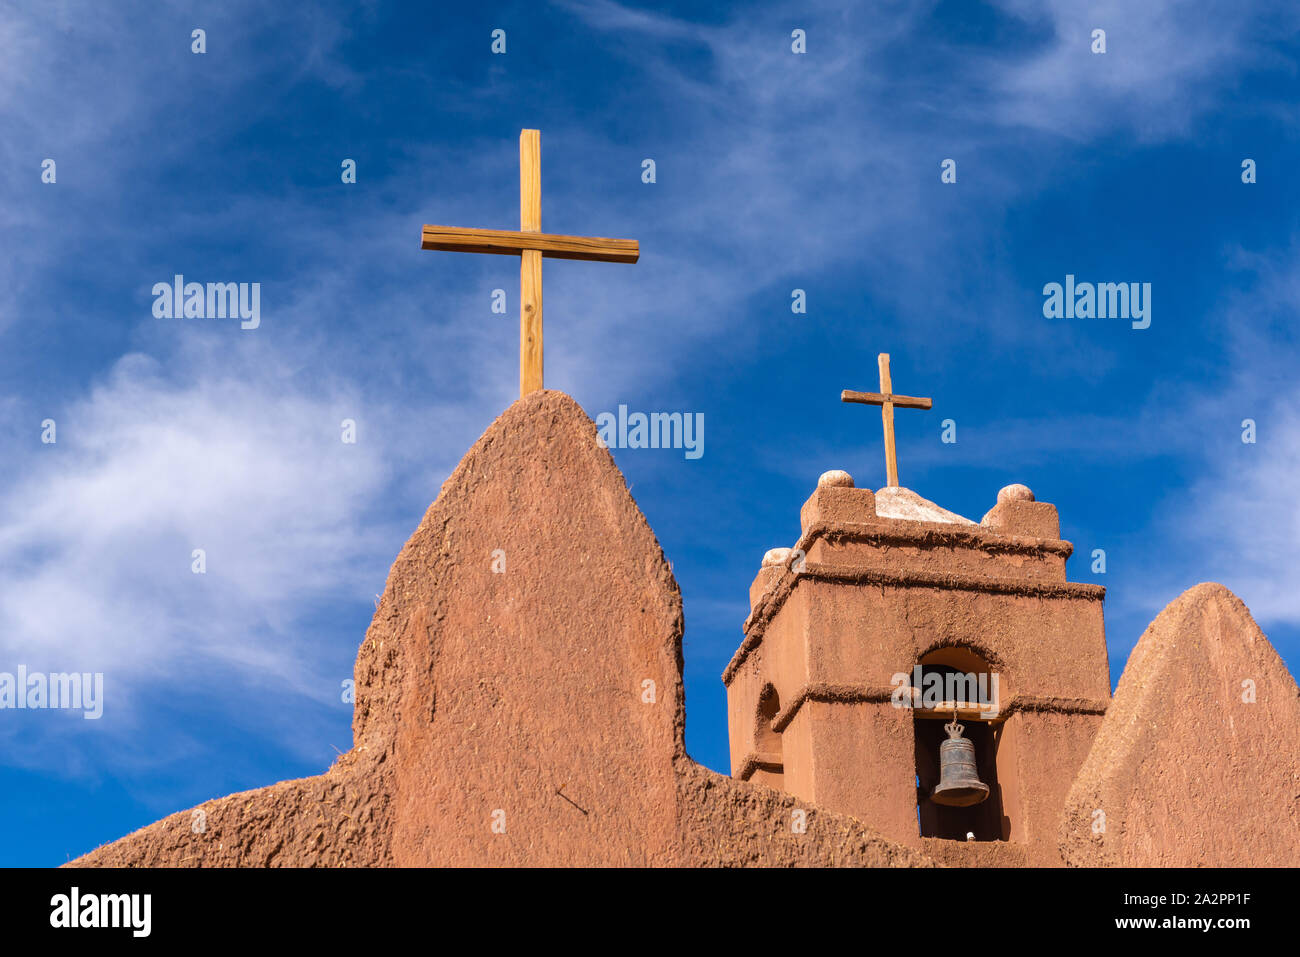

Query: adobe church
left=68, top=131, right=1299, bottom=868
left=68, top=386, right=1300, bottom=868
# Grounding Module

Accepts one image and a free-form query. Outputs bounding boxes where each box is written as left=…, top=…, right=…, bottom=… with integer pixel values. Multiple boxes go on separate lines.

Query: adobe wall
left=783, top=699, right=920, bottom=843
left=69, top=391, right=934, bottom=868
left=1006, top=709, right=1104, bottom=864
left=1061, top=583, right=1300, bottom=866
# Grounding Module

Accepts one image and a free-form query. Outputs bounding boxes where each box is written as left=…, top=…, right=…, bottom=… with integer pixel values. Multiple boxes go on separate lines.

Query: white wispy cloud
left=0, top=339, right=412, bottom=763
left=986, top=0, right=1298, bottom=140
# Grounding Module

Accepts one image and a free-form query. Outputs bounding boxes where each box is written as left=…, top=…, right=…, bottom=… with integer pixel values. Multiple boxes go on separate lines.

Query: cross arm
left=421, top=225, right=639, bottom=264
left=840, top=390, right=932, bottom=409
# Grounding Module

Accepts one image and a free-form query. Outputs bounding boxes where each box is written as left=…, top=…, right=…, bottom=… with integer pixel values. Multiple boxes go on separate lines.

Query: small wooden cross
left=420, top=129, right=639, bottom=397
left=841, top=353, right=932, bottom=488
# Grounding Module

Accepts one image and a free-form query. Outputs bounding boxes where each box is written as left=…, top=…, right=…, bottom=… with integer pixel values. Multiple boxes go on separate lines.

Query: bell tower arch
left=912, top=649, right=1008, bottom=841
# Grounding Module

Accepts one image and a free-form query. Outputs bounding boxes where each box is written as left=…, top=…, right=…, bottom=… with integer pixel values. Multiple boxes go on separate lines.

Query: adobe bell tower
left=723, top=471, right=1111, bottom=866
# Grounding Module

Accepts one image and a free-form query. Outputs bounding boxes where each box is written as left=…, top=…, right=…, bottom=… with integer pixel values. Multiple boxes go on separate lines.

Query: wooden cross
left=420, top=129, right=639, bottom=397
left=841, top=353, right=932, bottom=488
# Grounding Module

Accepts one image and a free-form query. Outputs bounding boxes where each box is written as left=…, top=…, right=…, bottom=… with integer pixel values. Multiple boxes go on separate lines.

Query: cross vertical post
left=841, top=352, right=932, bottom=488
left=877, top=354, right=900, bottom=486
left=519, top=129, right=543, bottom=395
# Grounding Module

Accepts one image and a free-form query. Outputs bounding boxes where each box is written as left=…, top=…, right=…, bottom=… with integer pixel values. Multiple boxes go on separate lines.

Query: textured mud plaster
left=1060, top=583, right=1300, bottom=867
left=71, top=391, right=932, bottom=868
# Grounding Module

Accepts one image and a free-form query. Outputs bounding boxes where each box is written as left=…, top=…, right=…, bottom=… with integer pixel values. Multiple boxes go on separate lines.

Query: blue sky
left=2, top=0, right=1298, bottom=866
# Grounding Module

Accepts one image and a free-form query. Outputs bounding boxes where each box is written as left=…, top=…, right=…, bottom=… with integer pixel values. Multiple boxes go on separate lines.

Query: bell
left=930, top=718, right=990, bottom=808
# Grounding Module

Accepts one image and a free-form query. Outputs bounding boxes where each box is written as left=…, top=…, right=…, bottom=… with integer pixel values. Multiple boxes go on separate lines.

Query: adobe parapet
left=726, top=474, right=1105, bottom=686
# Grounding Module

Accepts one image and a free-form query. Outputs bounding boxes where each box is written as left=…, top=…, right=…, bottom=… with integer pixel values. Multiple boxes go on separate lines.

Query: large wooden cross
left=420, top=129, right=639, bottom=397
left=841, top=353, right=932, bottom=488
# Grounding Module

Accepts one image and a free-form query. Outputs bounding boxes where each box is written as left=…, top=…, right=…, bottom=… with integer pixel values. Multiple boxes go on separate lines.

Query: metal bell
left=930, top=717, right=990, bottom=808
